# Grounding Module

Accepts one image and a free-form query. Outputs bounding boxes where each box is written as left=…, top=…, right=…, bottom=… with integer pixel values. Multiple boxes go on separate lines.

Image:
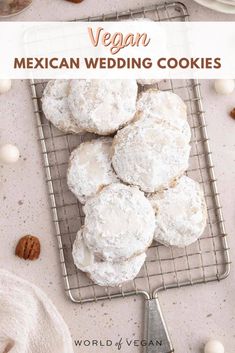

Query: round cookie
left=73, top=229, right=146, bottom=287
left=67, top=138, right=118, bottom=204
left=42, top=80, right=82, bottom=134
left=82, top=183, right=155, bottom=262
left=112, top=118, right=191, bottom=193
left=136, top=90, right=190, bottom=143
left=68, top=79, right=138, bottom=135
left=148, top=176, right=207, bottom=247
left=137, top=90, right=187, bottom=120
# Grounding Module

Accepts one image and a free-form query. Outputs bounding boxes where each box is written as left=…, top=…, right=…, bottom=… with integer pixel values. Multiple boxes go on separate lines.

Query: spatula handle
left=144, top=297, right=174, bottom=353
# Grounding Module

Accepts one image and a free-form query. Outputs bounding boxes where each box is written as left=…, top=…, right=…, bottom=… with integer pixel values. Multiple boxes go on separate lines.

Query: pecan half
left=15, top=235, right=41, bottom=260
left=230, top=108, right=235, bottom=120
left=65, top=0, right=84, bottom=3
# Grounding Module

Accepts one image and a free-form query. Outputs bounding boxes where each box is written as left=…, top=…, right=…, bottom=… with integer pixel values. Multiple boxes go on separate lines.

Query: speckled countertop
left=0, top=1, right=235, bottom=352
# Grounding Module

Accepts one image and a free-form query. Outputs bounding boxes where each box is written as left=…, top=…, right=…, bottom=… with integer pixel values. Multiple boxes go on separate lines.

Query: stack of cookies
left=42, top=79, right=207, bottom=287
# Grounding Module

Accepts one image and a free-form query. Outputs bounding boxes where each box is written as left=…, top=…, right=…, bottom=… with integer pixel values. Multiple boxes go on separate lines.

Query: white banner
left=0, top=22, right=234, bottom=79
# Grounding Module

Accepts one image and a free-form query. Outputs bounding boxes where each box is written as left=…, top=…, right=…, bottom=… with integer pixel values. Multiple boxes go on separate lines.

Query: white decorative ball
left=214, top=79, right=235, bottom=95
left=0, top=144, right=20, bottom=164
left=204, top=340, right=224, bottom=353
left=0, top=80, right=12, bottom=94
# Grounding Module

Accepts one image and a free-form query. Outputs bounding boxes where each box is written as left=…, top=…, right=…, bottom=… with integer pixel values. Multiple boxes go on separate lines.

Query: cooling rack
left=30, top=2, right=230, bottom=352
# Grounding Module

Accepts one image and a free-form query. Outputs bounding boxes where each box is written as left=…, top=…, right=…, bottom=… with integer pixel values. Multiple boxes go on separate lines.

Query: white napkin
left=0, top=269, right=74, bottom=353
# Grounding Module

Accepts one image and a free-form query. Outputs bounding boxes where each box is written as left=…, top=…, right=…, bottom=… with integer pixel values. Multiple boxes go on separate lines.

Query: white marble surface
left=0, top=1, right=235, bottom=353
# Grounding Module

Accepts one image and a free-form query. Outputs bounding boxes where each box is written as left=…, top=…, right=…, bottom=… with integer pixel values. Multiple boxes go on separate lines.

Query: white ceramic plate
left=193, top=0, right=235, bottom=13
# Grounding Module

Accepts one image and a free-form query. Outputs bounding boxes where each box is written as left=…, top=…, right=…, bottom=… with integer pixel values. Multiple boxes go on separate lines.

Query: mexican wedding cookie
left=82, top=183, right=155, bottom=262
left=148, top=176, right=207, bottom=247
left=73, top=229, right=146, bottom=287
left=136, top=90, right=191, bottom=143
left=68, top=79, right=138, bottom=135
left=67, top=138, right=118, bottom=204
left=137, top=79, right=161, bottom=86
left=42, top=80, right=82, bottom=134
left=112, top=118, right=191, bottom=193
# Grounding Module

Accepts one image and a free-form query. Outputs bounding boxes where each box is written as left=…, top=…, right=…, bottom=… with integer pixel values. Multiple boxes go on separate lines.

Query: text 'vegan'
left=88, top=27, right=151, bottom=54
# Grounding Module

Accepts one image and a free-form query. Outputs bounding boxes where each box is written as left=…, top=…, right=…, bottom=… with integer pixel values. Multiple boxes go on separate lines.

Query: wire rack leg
left=144, top=296, right=174, bottom=353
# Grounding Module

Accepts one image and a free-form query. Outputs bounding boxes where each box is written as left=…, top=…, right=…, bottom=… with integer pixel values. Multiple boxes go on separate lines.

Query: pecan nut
left=15, top=235, right=41, bottom=260
left=230, top=108, right=235, bottom=120
left=65, top=0, right=84, bottom=3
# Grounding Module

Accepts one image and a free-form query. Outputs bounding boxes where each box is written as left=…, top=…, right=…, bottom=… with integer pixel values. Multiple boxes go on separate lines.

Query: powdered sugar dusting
left=67, top=138, right=118, bottom=204
left=68, top=79, right=138, bottom=135
left=112, top=118, right=191, bottom=193
left=137, top=79, right=161, bottom=85
left=136, top=90, right=191, bottom=143
left=73, top=229, right=146, bottom=287
left=42, top=80, right=82, bottom=134
left=148, top=176, right=207, bottom=247
left=82, top=183, right=155, bottom=262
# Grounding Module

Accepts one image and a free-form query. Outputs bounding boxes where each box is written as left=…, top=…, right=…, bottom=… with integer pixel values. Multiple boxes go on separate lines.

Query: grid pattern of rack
left=30, top=1, right=230, bottom=304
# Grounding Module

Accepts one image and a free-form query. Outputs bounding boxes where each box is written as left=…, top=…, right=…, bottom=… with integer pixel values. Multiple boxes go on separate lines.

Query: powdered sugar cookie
left=67, top=138, right=118, bottom=204
left=68, top=79, right=138, bottom=135
left=137, top=79, right=161, bottom=86
left=42, top=80, right=82, bottom=134
left=137, top=90, right=187, bottom=119
left=82, top=183, right=155, bottom=262
left=148, top=176, right=207, bottom=247
left=73, top=229, right=146, bottom=287
left=136, top=90, right=190, bottom=142
left=112, top=118, right=191, bottom=193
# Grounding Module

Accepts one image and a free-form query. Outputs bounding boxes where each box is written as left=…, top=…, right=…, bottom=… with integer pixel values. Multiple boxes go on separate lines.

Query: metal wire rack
left=30, top=2, right=230, bottom=307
